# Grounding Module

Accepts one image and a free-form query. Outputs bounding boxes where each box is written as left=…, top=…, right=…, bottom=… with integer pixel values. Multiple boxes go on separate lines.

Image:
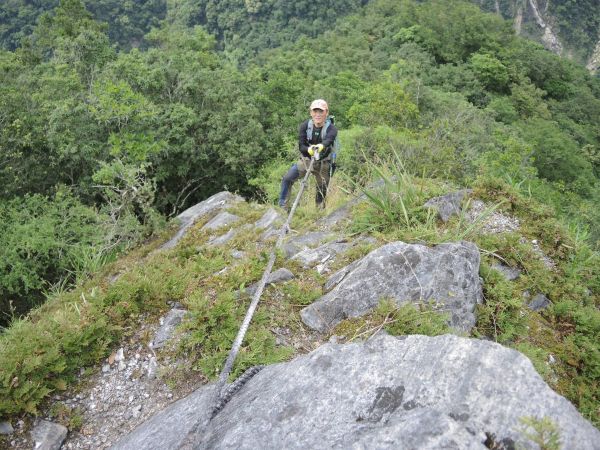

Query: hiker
left=278, top=99, right=338, bottom=209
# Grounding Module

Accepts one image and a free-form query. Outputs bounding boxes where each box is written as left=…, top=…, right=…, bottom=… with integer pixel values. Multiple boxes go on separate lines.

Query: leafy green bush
left=0, top=191, right=104, bottom=324
left=0, top=187, right=162, bottom=326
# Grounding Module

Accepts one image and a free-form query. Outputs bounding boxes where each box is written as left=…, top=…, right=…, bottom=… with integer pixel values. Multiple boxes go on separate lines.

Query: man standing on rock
left=278, top=99, right=338, bottom=209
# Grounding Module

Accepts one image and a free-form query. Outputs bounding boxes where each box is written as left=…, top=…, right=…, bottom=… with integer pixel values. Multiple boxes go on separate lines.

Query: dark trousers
left=278, top=158, right=331, bottom=207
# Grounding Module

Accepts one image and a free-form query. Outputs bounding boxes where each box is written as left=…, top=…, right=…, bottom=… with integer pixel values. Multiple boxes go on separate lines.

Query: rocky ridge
left=5, top=188, right=596, bottom=449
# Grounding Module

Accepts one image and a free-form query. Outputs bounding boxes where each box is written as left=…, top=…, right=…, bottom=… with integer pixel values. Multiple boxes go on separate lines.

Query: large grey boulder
left=111, top=385, right=216, bottom=450
left=161, top=192, right=244, bottom=249
left=301, top=241, right=483, bottom=333
left=112, top=334, right=600, bottom=449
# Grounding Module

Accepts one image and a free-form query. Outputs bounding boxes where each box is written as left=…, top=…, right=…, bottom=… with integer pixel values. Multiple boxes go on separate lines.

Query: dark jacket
left=298, top=119, right=338, bottom=159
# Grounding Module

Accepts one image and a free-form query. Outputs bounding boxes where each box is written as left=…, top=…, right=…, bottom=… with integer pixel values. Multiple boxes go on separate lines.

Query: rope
left=178, top=158, right=316, bottom=449
left=210, top=365, right=265, bottom=419
left=211, top=157, right=316, bottom=414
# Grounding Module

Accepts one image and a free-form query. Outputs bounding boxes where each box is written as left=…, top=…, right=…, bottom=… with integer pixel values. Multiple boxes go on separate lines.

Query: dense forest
left=0, top=0, right=165, bottom=50
left=1, top=0, right=599, bottom=325
left=3, top=0, right=599, bottom=62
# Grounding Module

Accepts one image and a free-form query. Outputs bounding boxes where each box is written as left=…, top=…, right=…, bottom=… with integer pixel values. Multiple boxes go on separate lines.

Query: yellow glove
left=315, top=144, right=324, bottom=152
left=307, top=146, right=316, bottom=156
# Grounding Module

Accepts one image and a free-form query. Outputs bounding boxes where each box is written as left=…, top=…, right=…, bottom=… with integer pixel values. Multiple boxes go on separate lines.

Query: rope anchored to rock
left=211, top=158, right=316, bottom=416
left=179, top=159, right=316, bottom=449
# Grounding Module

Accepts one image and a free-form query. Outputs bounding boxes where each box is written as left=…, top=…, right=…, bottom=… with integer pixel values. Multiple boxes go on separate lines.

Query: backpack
left=306, top=116, right=340, bottom=175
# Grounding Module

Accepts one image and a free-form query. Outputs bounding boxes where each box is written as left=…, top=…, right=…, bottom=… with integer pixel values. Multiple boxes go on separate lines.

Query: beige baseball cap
left=310, top=99, right=328, bottom=111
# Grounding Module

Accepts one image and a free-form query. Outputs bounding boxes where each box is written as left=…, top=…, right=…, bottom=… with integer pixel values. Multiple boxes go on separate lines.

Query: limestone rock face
left=161, top=192, right=244, bottom=249
left=111, top=334, right=600, bottom=450
left=301, top=241, right=483, bottom=333
left=587, top=38, right=600, bottom=73
left=202, top=211, right=240, bottom=231
left=424, top=189, right=471, bottom=222
left=152, top=308, right=187, bottom=349
left=283, top=231, right=334, bottom=258
left=31, top=420, right=68, bottom=450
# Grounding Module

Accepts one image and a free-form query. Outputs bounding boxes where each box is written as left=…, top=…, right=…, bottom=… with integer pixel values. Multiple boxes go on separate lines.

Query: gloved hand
left=308, top=144, right=324, bottom=157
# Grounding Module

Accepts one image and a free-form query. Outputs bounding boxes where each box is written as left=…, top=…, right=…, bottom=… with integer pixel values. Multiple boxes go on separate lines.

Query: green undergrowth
left=333, top=300, right=451, bottom=342
left=180, top=289, right=294, bottom=379
left=0, top=248, right=191, bottom=416
left=350, top=156, right=446, bottom=238
left=176, top=219, right=328, bottom=380
left=347, top=152, right=507, bottom=245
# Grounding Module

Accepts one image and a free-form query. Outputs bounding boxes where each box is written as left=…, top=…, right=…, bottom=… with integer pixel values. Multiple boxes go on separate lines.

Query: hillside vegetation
left=3, top=0, right=598, bottom=65
left=0, top=0, right=598, bottom=437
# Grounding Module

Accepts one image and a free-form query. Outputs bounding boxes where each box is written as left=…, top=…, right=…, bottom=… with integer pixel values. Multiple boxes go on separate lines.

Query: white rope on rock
left=179, top=159, right=317, bottom=448
left=212, top=157, right=316, bottom=412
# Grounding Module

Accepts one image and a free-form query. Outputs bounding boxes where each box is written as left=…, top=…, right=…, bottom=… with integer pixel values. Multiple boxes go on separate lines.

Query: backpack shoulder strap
left=321, top=118, right=330, bottom=140
left=306, top=119, right=314, bottom=142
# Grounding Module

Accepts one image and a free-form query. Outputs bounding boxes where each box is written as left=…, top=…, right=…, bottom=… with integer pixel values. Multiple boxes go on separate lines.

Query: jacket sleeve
left=320, top=124, right=338, bottom=158
left=299, top=120, right=310, bottom=158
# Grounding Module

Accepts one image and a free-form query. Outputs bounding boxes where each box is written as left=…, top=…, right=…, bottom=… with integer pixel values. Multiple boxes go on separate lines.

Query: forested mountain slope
left=0, top=0, right=165, bottom=51
left=0, top=0, right=367, bottom=53
left=2, top=0, right=598, bottom=70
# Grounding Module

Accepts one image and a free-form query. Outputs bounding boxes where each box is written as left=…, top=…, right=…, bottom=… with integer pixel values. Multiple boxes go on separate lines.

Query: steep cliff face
left=525, top=0, right=562, bottom=54
left=477, top=0, right=599, bottom=68
left=588, top=38, right=600, bottom=73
